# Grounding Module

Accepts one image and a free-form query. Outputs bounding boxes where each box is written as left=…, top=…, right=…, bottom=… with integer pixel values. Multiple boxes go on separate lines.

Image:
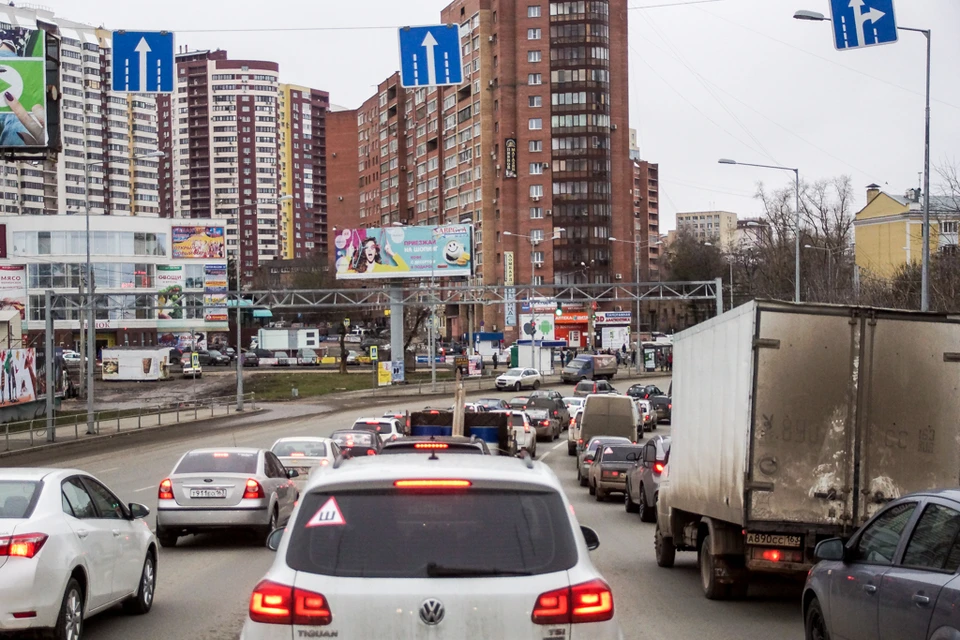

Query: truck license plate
left=746, top=533, right=801, bottom=548
left=189, top=489, right=226, bottom=499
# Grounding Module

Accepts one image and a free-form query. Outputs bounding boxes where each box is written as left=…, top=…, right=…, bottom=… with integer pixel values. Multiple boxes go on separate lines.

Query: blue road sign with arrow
left=829, top=0, right=897, bottom=51
left=398, top=25, right=463, bottom=88
left=111, top=30, right=175, bottom=94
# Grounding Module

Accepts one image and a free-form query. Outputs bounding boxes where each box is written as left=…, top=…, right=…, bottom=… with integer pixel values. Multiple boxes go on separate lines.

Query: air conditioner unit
left=488, top=80, right=495, bottom=87
left=542, top=163, right=550, bottom=170
left=615, top=273, right=623, bottom=280
left=488, top=35, right=494, bottom=42
left=532, top=196, right=541, bottom=201
left=611, top=124, right=618, bottom=130
left=545, top=209, right=552, bottom=216
left=492, top=198, right=497, bottom=204
left=534, top=261, right=544, bottom=268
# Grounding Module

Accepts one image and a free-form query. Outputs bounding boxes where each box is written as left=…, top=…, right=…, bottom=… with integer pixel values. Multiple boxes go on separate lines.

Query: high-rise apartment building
left=158, top=50, right=281, bottom=282
left=634, top=160, right=660, bottom=280
left=278, top=84, right=329, bottom=259
left=0, top=6, right=161, bottom=218
left=327, top=0, right=632, bottom=337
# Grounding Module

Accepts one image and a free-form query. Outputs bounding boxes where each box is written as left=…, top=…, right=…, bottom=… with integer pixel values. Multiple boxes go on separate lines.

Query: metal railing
left=3, top=393, right=257, bottom=453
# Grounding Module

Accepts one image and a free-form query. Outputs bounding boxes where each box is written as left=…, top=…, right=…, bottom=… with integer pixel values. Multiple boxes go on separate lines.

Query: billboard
left=156, top=265, right=184, bottom=321
left=0, top=348, right=35, bottom=407
left=203, top=264, right=228, bottom=322
left=333, top=225, right=473, bottom=280
left=172, top=226, right=226, bottom=259
left=504, top=138, right=517, bottom=178
left=0, top=26, right=48, bottom=149
left=0, top=264, right=25, bottom=319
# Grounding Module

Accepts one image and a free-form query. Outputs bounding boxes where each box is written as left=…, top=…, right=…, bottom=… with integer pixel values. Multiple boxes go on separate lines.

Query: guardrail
left=2, top=393, right=257, bottom=453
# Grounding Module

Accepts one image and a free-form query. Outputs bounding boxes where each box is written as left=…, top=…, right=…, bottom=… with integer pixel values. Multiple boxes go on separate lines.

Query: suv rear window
left=0, top=480, right=39, bottom=518
left=174, top=452, right=259, bottom=474
left=287, top=489, right=577, bottom=578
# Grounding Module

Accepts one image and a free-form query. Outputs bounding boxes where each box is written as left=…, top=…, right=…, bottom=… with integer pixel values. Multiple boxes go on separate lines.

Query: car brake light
left=394, top=479, right=472, bottom=489
left=414, top=443, right=449, bottom=449
left=319, top=459, right=330, bottom=466
left=428, top=410, right=440, bottom=415
left=243, top=479, right=265, bottom=500
left=654, top=463, right=665, bottom=474
left=249, top=580, right=332, bottom=626
left=762, top=549, right=781, bottom=562
left=578, top=439, right=583, bottom=444
left=532, top=579, right=614, bottom=624
left=159, top=478, right=174, bottom=500
left=541, top=420, right=550, bottom=427
left=365, top=449, right=377, bottom=456
left=289, top=452, right=305, bottom=457
left=668, top=403, right=672, bottom=410
left=524, top=425, right=531, bottom=433
left=213, top=452, right=230, bottom=458
left=365, top=420, right=379, bottom=425
left=0, top=533, right=48, bottom=558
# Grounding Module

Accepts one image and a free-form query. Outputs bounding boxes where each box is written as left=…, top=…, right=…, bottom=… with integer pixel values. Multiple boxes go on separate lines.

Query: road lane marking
left=133, top=485, right=155, bottom=493
left=98, top=467, right=119, bottom=473
left=552, top=441, right=567, bottom=450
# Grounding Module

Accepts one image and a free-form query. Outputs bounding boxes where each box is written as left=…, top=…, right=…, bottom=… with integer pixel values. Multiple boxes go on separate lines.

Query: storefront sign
left=504, top=251, right=515, bottom=287
left=596, top=311, right=632, bottom=324
left=504, top=138, right=517, bottom=178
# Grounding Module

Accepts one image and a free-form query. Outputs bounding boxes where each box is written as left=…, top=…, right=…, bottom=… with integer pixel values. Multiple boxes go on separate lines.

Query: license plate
left=189, top=489, right=226, bottom=499
left=746, top=532, right=801, bottom=548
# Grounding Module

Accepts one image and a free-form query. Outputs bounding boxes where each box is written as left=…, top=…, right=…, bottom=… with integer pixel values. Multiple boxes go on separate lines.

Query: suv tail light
left=249, top=580, right=332, bottom=626
left=0, top=533, right=48, bottom=558
left=532, top=579, right=614, bottom=624
left=158, top=478, right=174, bottom=500
left=243, top=479, right=265, bottom=500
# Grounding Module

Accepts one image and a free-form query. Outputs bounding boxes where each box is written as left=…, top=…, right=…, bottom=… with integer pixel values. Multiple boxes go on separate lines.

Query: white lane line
left=132, top=485, right=155, bottom=493
left=552, top=441, right=567, bottom=450
left=540, top=450, right=551, bottom=460
left=97, top=467, right=119, bottom=473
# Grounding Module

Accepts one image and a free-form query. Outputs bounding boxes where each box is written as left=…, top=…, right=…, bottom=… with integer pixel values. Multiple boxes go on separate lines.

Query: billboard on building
left=156, top=265, right=184, bottom=321
left=172, top=226, right=226, bottom=259
left=333, top=225, right=473, bottom=280
left=203, top=264, right=228, bottom=322
left=0, top=264, right=26, bottom=319
left=504, top=138, right=517, bottom=178
left=0, top=348, right=36, bottom=407
left=0, top=26, right=49, bottom=151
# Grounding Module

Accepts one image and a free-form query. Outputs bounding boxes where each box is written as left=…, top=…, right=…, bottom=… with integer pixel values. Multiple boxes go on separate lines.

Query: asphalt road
left=16, top=375, right=804, bottom=640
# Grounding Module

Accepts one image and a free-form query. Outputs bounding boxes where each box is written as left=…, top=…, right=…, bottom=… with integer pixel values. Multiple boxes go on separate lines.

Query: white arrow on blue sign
left=111, top=30, right=175, bottom=94
left=829, top=0, right=898, bottom=51
left=398, top=25, right=463, bottom=88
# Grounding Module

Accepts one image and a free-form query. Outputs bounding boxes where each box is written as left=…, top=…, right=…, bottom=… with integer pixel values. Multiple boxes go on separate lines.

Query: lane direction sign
left=398, top=25, right=463, bottom=88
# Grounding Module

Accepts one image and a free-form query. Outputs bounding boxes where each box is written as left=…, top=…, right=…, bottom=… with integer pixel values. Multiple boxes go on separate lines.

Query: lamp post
left=719, top=158, right=800, bottom=302
left=505, top=229, right=564, bottom=371
left=82, top=150, right=164, bottom=434
left=609, top=236, right=662, bottom=373
left=794, top=10, right=931, bottom=310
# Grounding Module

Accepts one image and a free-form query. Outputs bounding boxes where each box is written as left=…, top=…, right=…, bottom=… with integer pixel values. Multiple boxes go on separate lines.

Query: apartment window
left=528, top=118, right=542, bottom=130
left=942, top=221, right=959, bottom=234
left=528, top=5, right=542, bottom=17
left=531, top=229, right=544, bottom=242
left=529, top=140, right=543, bottom=152
left=532, top=251, right=544, bottom=264
left=530, top=185, right=543, bottom=198
left=528, top=51, right=542, bottom=63
left=527, top=28, right=541, bottom=40
left=529, top=96, right=542, bottom=108
left=530, top=163, right=543, bottom=175
left=530, top=207, right=543, bottom=219
left=532, top=275, right=545, bottom=286
left=528, top=73, right=542, bottom=86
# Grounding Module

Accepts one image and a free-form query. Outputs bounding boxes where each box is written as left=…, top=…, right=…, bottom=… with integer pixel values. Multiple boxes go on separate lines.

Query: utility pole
left=45, top=290, right=54, bottom=442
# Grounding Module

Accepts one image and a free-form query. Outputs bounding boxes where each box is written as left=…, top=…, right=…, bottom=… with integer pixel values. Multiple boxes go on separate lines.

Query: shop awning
left=253, top=309, right=273, bottom=318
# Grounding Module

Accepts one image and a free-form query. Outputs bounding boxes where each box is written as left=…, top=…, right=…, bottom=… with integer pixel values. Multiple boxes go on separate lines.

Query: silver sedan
left=155, top=447, right=299, bottom=547
left=270, top=437, right=340, bottom=491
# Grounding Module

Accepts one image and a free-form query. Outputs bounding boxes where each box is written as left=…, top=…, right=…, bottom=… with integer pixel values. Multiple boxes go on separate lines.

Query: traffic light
left=555, top=301, right=563, bottom=317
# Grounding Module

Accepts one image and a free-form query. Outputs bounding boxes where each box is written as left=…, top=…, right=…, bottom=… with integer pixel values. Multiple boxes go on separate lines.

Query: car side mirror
left=286, top=469, right=300, bottom=479
left=128, top=503, right=150, bottom=520
left=581, top=525, right=600, bottom=551
left=814, top=538, right=846, bottom=562
left=266, top=527, right=285, bottom=551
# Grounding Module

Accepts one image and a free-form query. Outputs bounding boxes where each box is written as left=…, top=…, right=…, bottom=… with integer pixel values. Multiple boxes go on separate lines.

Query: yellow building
left=854, top=184, right=958, bottom=279
left=675, top=211, right=739, bottom=247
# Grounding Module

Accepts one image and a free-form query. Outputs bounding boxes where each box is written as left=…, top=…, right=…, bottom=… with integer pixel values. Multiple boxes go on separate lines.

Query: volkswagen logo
left=419, top=598, right=445, bottom=626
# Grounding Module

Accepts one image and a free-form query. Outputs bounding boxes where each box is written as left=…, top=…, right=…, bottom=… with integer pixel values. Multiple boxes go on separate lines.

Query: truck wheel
left=655, top=522, right=676, bottom=568
left=698, top=535, right=729, bottom=600
left=805, top=597, right=830, bottom=640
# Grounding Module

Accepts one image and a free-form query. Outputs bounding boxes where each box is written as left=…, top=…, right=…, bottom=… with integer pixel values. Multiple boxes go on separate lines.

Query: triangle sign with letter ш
left=305, top=497, right=346, bottom=528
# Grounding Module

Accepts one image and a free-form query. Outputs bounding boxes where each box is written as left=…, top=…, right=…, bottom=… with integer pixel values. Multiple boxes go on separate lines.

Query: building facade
left=633, top=160, right=660, bottom=281
left=0, top=217, right=228, bottom=352
left=676, top=210, right=738, bottom=246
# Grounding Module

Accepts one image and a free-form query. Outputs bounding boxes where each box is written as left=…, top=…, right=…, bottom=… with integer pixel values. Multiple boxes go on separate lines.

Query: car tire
left=625, top=486, right=640, bottom=513
left=122, top=552, right=157, bottom=615
left=533, top=380, right=541, bottom=390
left=156, top=526, right=178, bottom=549
left=578, top=469, right=588, bottom=487
left=699, top=535, right=729, bottom=600
left=595, top=487, right=606, bottom=502
left=568, top=442, right=576, bottom=456
left=639, top=486, right=657, bottom=522
left=514, top=382, right=522, bottom=392
left=256, top=506, right=279, bottom=541
left=588, top=481, right=596, bottom=496
left=655, top=522, right=676, bottom=568
left=804, top=597, right=831, bottom=640
left=51, top=577, right=84, bottom=640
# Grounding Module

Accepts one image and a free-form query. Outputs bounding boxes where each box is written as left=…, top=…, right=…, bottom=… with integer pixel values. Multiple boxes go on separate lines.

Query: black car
left=207, top=349, right=231, bottom=366
left=627, top=383, right=672, bottom=423
left=475, top=398, right=510, bottom=411
left=241, top=351, right=260, bottom=367
left=527, top=390, right=570, bottom=427
left=330, top=429, right=383, bottom=457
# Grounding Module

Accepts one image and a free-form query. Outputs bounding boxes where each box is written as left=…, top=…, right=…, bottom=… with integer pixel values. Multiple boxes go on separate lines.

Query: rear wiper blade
left=425, top=562, right=532, bottom=577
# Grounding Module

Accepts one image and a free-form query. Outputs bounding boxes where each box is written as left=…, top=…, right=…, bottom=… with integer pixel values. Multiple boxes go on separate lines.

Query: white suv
left=241, top=455, right=623, bottom=639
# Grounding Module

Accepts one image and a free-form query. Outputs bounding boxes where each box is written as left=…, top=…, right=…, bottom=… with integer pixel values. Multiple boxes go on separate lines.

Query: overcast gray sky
left=42, top=0, right=960, bottom=231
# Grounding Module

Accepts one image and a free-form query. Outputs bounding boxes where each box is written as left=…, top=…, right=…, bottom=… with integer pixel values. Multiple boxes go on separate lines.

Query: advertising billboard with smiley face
left=333, top=225, right=474, bottom=280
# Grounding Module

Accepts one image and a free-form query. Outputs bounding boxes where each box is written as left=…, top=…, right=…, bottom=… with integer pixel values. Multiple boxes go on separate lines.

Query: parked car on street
left=561, top=354, right=618, bottom=382
left=625, top=435, right=670, bottom=522
left=155, top=448, right=299, bottom=548
left=241, top=351, right=260, bottom=367
left=495, top=368, right=542, bottom=392
left=0, top=468, right=158, bottom=638
left=207, top=349, right=231, bottom=366
left=574, top=379, right=617, bottom=397
left=181, top=357, right=202, bottom=378
left=587, top=444, right=644, bottom=502
left=803, top=490, right=960, bottom=640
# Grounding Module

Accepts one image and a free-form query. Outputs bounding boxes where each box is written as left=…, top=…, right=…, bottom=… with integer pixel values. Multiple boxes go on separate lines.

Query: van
left=577, top=394, right=639, bottom=453
left=561, top=354, right=618, bottom=383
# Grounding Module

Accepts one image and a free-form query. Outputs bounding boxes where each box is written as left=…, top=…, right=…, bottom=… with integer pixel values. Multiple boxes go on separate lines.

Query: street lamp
left=609, top=236, right=662, bottom=373
left=793, top=9, right=931, bottom=311
left=719, top=158, right=801, bottom=302
left=82, top=150, right=164, bottom=434
left=504, top=229, right=564, bottom=370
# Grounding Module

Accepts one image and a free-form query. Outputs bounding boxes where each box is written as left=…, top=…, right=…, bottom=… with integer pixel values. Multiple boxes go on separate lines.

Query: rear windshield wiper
left=425, top=562, right=533, bottom=578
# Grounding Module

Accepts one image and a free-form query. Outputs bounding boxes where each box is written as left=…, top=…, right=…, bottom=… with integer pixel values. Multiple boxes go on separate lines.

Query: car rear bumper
left=597, top=478, right=628, bottom=492
left=0, top=560, right=61, bottom=630
left=157, top=505, right=270, bottom=529
left=535, top=426, right=553, bottom=437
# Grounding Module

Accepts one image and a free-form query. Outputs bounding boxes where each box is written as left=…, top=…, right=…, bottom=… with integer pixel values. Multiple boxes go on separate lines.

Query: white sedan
left=0, top=468, right=157, bottom=639
left=495, top=368, right=543, bottom=392
left=351, top=417, right=405, bottom=443
left=270, top=437, right=341, bottom=491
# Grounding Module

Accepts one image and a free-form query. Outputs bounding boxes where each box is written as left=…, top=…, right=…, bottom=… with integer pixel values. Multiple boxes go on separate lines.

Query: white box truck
left=655, top=301, right=960, bottom=599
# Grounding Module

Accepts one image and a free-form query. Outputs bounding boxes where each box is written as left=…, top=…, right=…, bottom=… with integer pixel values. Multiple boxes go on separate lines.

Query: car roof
left=353, top=417, right=395, bottom=422
left=906, top=488, right=960, bottom=502
left=304, top=454, right=561, bottom=492
left=184, top=447, right=262, bottom=455
left=272, top=437, right=333, bottom=443
left=0, top=467, right=74, bottom=481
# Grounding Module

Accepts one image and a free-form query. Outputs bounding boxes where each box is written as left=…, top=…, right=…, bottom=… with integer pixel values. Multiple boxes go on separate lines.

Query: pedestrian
left=492, top=352, right=499, bottom=370
left=667, top=352, right=673, bottom=371
left=615, top=351, right=621, bottom=366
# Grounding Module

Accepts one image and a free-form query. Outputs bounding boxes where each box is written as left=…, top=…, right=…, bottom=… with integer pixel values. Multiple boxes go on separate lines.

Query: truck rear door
left=748, top=308, right=858, bottom=526
left=855, top=312, right=960, bottom=523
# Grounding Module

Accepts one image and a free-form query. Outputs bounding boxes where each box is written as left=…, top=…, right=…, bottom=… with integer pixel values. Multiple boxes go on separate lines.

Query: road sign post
left=828, top=0, right=897, bottom=51
left=398, top=25, right=463, bottom=88
left=111, top=31, right=175, bottom=93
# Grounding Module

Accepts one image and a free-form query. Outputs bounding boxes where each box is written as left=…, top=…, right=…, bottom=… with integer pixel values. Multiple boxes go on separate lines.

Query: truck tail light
left=751, top=547, right=803, bottom=563
left=249, top=580, right=332, bottom=626
left=158, top=478, right=174, bottom=500
left=0, top=533, right=48, bottom=558
left=243, top=479, right=265, bottom=500
left=532, top=579, right=614, bottom=624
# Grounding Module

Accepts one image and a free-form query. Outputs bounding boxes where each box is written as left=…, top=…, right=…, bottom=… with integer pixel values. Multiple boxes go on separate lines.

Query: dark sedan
left=803, top=489, right=960, bottom=640
left=241, top=351, right=260, bottom=367
left=207, top=349, right=231, bottom=366
left=507, top=395, right=530, bottom=410
left=330, top=429, right=382, bottom=457
left=587, top=444, right=644, bottom=502
left=627, top=383, right=672, bottom=423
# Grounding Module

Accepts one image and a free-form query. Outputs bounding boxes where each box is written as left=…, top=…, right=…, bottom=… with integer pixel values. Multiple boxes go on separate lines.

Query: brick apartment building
left=634, top=160, right=660, bottom=281
left=326, top=0, right=638, bottom=340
